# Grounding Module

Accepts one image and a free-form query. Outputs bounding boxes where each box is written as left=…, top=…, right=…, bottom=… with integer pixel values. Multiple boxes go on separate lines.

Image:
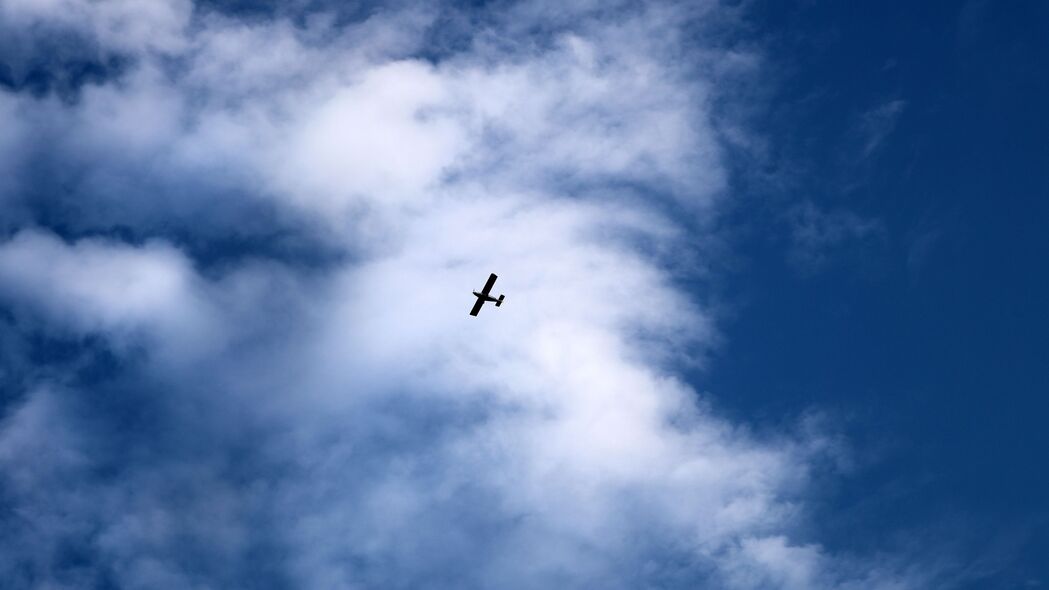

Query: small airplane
left=469, top=273, right=505, bottom=316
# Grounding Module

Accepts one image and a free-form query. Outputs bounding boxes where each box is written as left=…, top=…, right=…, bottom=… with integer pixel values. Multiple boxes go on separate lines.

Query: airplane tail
left=495, top=294, right=504, bottom=307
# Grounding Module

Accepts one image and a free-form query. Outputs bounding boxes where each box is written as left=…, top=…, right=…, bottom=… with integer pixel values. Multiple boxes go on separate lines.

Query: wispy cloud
left=859, top=99, right=907, bottom=158
left=788, top=200, right=886, bottom=273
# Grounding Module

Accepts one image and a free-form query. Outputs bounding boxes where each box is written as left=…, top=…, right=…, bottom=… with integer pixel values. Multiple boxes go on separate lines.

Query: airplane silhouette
left=470, top=273, right=505, bottom=316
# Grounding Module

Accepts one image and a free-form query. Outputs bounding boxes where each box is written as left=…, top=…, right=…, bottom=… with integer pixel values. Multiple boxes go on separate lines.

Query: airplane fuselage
left=470, top=273, right=504, bottom=316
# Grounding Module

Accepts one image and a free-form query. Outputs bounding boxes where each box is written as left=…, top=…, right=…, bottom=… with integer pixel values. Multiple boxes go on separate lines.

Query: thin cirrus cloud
left=0, top=1, right=941, bottom=588
left=859, top=99, right=907, bottom=158
left=787, top=200, right=886, bottom=273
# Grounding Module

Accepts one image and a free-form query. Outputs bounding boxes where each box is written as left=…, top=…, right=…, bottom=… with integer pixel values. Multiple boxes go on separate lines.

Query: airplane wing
left=469, top=297, right=486, bottom=316
left=480, top=273, right=498, bottom=295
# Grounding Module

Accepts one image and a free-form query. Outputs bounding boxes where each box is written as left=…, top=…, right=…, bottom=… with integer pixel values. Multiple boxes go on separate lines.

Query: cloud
left=0, top=231, right=208, bottom=340
left=0, top=0, right=192, bottom=55
left=859, top=99, right=906, bottom=158
left=787, top=200, right=886, bottom=273
left=0, top=1, right=942, bottom=588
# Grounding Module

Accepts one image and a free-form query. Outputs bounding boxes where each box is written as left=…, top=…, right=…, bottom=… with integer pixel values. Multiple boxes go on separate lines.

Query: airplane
left=470, top=273, right=505, bottom=316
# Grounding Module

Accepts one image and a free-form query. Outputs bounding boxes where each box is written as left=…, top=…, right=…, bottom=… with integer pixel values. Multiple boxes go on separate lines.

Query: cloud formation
left=0, top=1, right=936, bottom=588
left=787, top=200, right=885, bottom=273
left=859, top=99, right=906, bottom=158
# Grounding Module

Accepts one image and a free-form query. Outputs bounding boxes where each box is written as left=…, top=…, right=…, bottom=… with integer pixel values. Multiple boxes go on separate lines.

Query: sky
left=0, top=1, right=1045, bottom=589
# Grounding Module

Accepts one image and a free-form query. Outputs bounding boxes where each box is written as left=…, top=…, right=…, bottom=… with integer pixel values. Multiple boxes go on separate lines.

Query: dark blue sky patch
left=0, top=26, right=131, bottom=101
left=4, top=157, right=348, bottom=273
left=701, top=1, right=1049, bottom=585
left=195, top=0, right=402, bottom=32
left=0, top=311, right=137, bottom=423
left=0, top=54, right=129, bottom=101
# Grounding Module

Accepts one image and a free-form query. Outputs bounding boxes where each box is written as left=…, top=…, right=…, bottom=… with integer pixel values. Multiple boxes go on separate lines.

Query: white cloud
left=275, top=60, right=468, bottom=212
left=0, top=1, right=939, bottom=588
left=0, top=231, right=213, bottom=352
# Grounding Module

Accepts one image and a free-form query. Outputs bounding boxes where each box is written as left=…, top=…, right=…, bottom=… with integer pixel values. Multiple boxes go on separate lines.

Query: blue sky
left=702, top=3, right=1049, bottom=586
left=0, top=1, right=1046, bottom=588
